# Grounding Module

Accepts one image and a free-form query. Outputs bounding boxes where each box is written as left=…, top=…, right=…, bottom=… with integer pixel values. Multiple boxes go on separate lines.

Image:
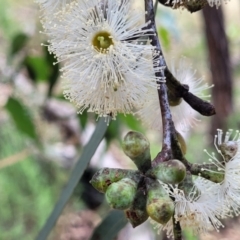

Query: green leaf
left=119, top=114, right=144, bottom=132
left=158, top=27, right=170, bottom=50
left=9, top=33, right=28, bottom=57
left=105, top=117, right=120, bottom=145
left=78, top=110, right=88, bottom=129
left=5, top=97, right=37, bottom=140
left=44, top=48, right=60, bottom=97
left=36, top=118, right=108, bottom=240
left=90, top=210, right=128, bottom=240
left=183, top=230, right=199, bottom=240
left=24, top=56, right=50, bottom=82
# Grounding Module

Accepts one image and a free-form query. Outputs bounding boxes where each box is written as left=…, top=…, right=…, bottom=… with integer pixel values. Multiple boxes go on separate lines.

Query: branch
left=173, top=218, right=182, bottom=240
left=165, top=68, right=216, bottom=116
left=145, top=0, right=185, bottom=167
left=190, top=163, right=224, bottom=183
left=158, top=0, right=207, bottom=13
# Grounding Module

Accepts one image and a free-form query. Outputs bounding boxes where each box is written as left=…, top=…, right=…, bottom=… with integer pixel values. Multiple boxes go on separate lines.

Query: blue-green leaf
left=36, top=118, right=108, bottom=240
left=90, top=210, right=128, bottom=240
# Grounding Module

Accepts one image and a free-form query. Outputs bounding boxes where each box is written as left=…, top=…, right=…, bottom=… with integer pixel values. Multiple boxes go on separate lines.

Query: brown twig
left=158, top=0, right=207, bottom=13
left=173, top=218, right=183, bottom=240
left=0, top=149, right=30, bottom=169
left=145, top=0, right=185, bottom=167
left=164, top=68, right=216, bottom=116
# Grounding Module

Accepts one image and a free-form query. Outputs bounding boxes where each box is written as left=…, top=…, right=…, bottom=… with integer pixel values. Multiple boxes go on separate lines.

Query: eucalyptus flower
left=151, top=179, right=224, bottom=237
left=40, top=0, right=162, bottom=119
left=207, top=0, right=231, bottom=7
left=204, top=129, right=240, bottom=216
left=136, top=57, right=212, bottom=132
left=35, top=0, right=71, bottom=15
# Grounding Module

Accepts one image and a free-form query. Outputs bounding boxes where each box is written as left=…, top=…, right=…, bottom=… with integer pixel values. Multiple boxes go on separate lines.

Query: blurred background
left=0, top=0, right=240, bottom=239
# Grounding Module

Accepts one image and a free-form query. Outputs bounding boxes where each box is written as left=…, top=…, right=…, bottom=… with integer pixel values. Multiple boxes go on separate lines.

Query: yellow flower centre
left=92, top=31, right=113, bottom=53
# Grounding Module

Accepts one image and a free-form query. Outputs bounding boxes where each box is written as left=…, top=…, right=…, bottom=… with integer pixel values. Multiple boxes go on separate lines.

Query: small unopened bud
left=220, top=141, right=238, bottom=162
left=168, top=94, right=182, bottom=107
left=146, top=179, right=174, bottom=224
left=176, top=130, right=187, bottom=155
left=106, top=178, right=137, bottom=210
left=146, top=159, right=186, bottom=184
left=90, top=168, right=139, bottom=193
left=122, top=131, right=151, bottom=173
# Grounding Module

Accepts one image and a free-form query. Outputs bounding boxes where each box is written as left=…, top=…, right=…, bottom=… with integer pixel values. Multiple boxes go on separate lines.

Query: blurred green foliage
left=0, top=157, right=64, bottom=240
left=0, top=123, right=68, bottom=240
left=5, top=97, right=38, bottom=140
left=23, top=55, right=50, bottom=82
left=0, top=0, right=20, bottom=40
left=9, top=33, right=29, bottom=57
left=158, top=27, right=171, bottom=51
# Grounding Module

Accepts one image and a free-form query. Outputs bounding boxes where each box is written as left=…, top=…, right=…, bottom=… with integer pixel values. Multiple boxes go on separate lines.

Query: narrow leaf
left=5, top=97, right=37, bottom=140
left=36, top=118, right=108, bottom=240
left=90, top=210, right=128, bottom=240
left=78, top=110, right=88, bottom=129
left=9, top=33, right=28, bottom=57
left=24, top=56, right=50, bottom=82
left=44, top=46, right=60, bottom=97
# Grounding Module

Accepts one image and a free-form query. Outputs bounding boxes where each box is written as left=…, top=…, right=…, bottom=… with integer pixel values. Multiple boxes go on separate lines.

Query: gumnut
left=176, top=130, right=187, bottom=155
left=105, top=178, right=138, bottom=210
left=146, top=159, right=186, bottom=184
left=90, top=168, right=139, bottom=193
left=146, top=179, right=174, bottom=224
left=122, top=131, right=151, bottom=173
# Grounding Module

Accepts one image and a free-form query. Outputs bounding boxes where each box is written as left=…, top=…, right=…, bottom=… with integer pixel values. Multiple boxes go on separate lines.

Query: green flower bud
left=220, top=141, right=238, bottom=162
left=168, top=93, right=182, bottom=107
left=146, top=179, right=174, bottom=224
left=146, top=159, right=186, bottom=184
left=106, top=178, right=137, bottom=210
left=90, top=168, right=139, bottom=193
left=176, top=130, right=187, bottom=155
left=125, top=189, right=148, bottom=228
left=122, top=131, right=151, bottom=173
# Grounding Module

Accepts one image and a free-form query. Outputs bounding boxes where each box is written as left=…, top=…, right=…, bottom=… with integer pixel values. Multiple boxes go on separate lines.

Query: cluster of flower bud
left=91, top=129, right=240, bottom=237
left=91, top=131, right=187, bottom=228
